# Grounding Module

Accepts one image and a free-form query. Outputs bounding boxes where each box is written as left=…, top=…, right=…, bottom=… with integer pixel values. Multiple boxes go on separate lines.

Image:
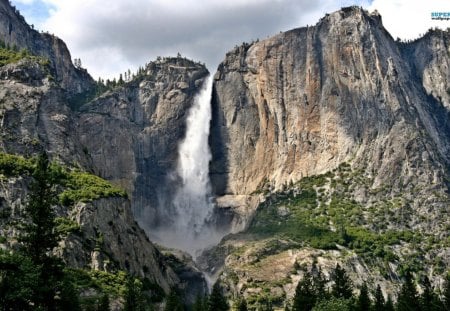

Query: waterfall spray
left=151, top=76, right=224, bottom=256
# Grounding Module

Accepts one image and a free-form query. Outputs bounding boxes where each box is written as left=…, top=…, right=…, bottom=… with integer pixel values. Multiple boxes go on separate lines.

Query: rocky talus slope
left=205, top=6, right=450, bottom=308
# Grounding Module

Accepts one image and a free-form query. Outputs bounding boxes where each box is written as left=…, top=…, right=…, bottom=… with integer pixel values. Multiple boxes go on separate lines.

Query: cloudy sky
left=11, top=0, right=450, bottom=79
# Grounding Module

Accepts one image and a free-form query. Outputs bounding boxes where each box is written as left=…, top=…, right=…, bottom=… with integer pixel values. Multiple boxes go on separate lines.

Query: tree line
left=289, top=263, right=450, bottom=311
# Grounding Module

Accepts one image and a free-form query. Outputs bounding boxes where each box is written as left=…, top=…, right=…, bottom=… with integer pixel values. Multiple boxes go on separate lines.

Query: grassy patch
left=0, top=46, right=49, bottom=67
left=245, top=163, right=421, bottom=262
left=59, top=171, right=127, bottom=206
left=0, top=152, right=127, bottom=205
left=55, top=217, right=81, bottom=235
left=66, top=268, right=128, bottom=297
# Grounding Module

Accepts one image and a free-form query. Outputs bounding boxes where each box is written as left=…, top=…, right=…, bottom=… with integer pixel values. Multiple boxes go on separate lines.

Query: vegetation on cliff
left=0, top=40, right=49, bottom=67
left=0, top=152, right=127, bottom=206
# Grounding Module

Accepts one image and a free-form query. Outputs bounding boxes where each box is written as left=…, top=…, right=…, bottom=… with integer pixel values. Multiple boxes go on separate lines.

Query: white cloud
left=369, top=0, right=450, bottom=40
left=13, top=0, right=35, bottom=4
left=14, top=0, right=447, bottom=79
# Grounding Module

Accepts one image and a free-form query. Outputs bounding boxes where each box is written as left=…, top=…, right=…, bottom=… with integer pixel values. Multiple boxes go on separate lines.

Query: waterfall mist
left=150, top=76, right=226, bottom=257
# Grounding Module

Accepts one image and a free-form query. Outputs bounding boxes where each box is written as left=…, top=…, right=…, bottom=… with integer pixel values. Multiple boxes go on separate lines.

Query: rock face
left=0, top=0, right=94, bottom=94
left=0, top=0, right=208, bottom=297
left=76, top=58, right=209, bottom=227
left=210, top=7, right=450, bottom=202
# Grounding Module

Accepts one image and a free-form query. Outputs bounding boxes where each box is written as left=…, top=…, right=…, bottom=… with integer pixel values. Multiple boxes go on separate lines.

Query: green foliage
left=55, top=217, right=81, bottom=235
left=385, top=295, right=395, bottom=311
left=235, top=297, right=248, bottom=311
left=419, top=276, right=442, bottom=311
left=0, top=152, right=127, bottom=206
left=193, top=295, right=209, bottom=311
left=355, top=283, right=370, bottom=311
left=208, top=283, right=229, bottom=311
left=0, top=45, right=49, bottom=67
left=98, top=293, right=111, bottom=311
left=0, top=250, right=39, bottom=310
left=443, top=274, right=450, bottom=310
left=67, top=269, right=129, bottom=298
left=165, top=290, right=184, bottom=311
left=59, top=171, right=127, bottom=206
left=124, top=277, right=146, bottom=311
left=0, top=153, right=34, bottom=176
left=330, top=264, right=353, bottom=300
left=311, top=298, right=353, bottom=311
left=373, top=284, right=385, bottom=311
left=396, top=271, right=420, bottom=311
left=293, top=271, right=316, bottom=311
left=20, top=153, right=59, bottom=265
left=1, top=153, right=82, bottom=310
left=244, top=164, right=421, bottom=264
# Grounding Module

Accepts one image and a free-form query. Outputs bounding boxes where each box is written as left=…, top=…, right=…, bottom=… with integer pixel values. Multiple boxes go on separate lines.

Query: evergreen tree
left=396, top=271, right=420, bottom=311
left=20, top=152, right=58, bottom=264
left=355, top=282, right=371, bottom=311
left=193, top=294, right=208, bottom=311
left=311, top=297, right=352, bottom=311
left=124, top=277, right=145, bottom=311
left=0, top=250, right=39, bottom=310
left=236, top=297, right=248, bottom=311
left=419, top=276, right=438, bottom=311
left=98, top=293, right=111, bottom=311
left=19, top=153, right=69, bottom=310
left=443, top=274, right=450, bottom=310
left=208, top=282, right=229, bottom=311
left=59, top=276, right=82, bottom=311
left=312, top=267, right=328, bottom=301
left=165, top=290, right=183, bottom=311
left=385, top=294, right=395, bottom=311
left=373, top=284, right=385, bottom=311
left=331, top=264, right=353, bottom=299
left=293, top=271, right=316, bottom=311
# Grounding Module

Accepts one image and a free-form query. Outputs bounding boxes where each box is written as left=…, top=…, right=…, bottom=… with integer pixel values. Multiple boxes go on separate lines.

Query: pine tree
left=419, top=276, right=437, bottom=311
left=124, top=277, right=145, bottom=311
left=236, top=297, right=248, bottom=311
left=443, top=274, right=450, bottom=310
left=373, top=284, right=385, bottom=311
left=355, top=282, right=371, bottom=311
left=19, top=152, right=68, bottom=310
left=98, top=293, right=111, bottom=311
left=165, top=290, right=183, bottom=311
left=0, top=250, right=39, bottom=310
left=293, top=271, right=316, bottom=311
left=208, top=283, right=229, bottom=311
left=385, top=294, right=395, bottom=311
left=193, top=294, right=208, bottom=311
left=396, top=271, right=420, bottom=311
left=20, top=152, right=58, bottom=264
left=331, top=264, right=353, bottom=299
left=59, top=276, right=82, bottom=311
left=312, top=266, right=328, bottom=301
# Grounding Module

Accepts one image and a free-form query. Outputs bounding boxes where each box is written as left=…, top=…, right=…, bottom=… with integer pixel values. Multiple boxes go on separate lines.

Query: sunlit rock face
left=210, top=7, right=450, bottom=231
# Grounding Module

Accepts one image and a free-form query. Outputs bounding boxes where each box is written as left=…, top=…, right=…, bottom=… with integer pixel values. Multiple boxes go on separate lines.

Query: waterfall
left=151, top=76, right=223, bottom=256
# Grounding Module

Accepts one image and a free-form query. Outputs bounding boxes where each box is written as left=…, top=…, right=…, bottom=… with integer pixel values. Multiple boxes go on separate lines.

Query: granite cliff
left=1, top=0, right=450, bottom=308
left=205, top=6, right=450, bottom=307
left=0, top=0, right=208, bottom=304
left=210, top=7, right=449, bottom=231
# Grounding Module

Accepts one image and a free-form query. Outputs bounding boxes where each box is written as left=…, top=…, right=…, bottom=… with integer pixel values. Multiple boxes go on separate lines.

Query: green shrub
left=55, top=217, right=81, bottom=235
left=59, top=171, right=127, bottom=206
left=0, top=153, right=34, bottom=176
left=0, top=46, right=49, bottom=67
left=0, top=152, right=127, bottom=206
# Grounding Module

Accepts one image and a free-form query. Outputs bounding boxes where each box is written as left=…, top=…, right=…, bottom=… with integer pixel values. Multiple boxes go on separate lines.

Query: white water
left=152, top=76, right=225, bottom=257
